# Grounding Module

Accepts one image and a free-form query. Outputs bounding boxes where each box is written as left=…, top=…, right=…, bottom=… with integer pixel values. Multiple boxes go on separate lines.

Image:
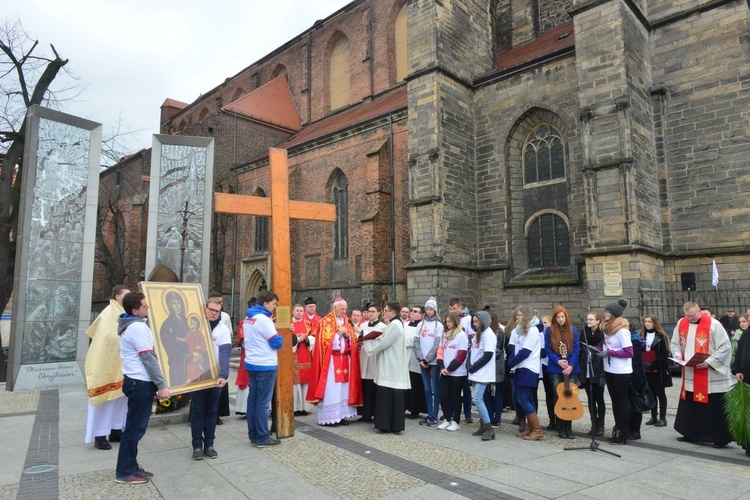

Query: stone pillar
left=572, top=0, right=665, bottom=308
left=511, top=0, right=539, bottom=46
left=7, top=106, right=102, bottom=390
left=405, top=0, right=493, bottom=309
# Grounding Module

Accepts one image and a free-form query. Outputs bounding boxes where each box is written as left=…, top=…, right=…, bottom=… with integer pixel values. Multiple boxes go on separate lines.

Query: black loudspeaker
left=681, top=272, right=696, bottom=291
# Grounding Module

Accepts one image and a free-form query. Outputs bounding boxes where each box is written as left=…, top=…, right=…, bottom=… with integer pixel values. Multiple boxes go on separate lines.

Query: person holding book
left=639, top=315, right=672, bottom=428
left=671, top=301, right=734, bottom=448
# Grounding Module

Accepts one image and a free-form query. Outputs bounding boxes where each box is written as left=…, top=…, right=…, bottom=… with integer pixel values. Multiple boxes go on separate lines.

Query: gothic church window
left=523, top=124, right=565, bottom=185
left=526, top=212, right=570, bottom=268
left=332, top=171, right=348, bottom=259
left=394, top=3, right=407, bottom=82
left=254, top=189, right=269, bottom=253
left=329, top=34, right=350, bottom=111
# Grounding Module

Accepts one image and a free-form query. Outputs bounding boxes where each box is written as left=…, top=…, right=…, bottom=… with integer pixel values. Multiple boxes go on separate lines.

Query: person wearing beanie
left=416, top=297, right=443, bottom=427
left=597, top=298, right=633, bottom=445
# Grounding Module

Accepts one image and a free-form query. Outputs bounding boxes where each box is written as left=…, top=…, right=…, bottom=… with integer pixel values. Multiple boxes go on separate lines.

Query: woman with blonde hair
left=436, top=312, right=468, bottom=431
left=639, top=315, right=672, bottom=427
left=508, top=305, right=544, bottom=440
left=544, top=306, right=580, bottom=439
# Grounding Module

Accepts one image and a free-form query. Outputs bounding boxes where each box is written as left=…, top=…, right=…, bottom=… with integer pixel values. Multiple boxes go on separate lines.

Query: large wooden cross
left=214, top=147, right=335, bottom=438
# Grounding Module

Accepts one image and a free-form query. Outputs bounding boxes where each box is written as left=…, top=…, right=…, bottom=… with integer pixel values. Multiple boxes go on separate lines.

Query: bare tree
left=95, top=193, right=129, bottom=289
left=0, top=21, right=74, bottom=382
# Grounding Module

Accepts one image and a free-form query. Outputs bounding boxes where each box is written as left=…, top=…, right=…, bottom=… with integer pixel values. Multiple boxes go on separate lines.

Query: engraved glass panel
left=21, top=117, right=91, bottom=363
left=155, top=144, right=207, bottom=281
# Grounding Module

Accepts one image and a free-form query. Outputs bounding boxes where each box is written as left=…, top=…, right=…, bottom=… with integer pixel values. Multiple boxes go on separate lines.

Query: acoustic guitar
left=554, top=341, right=585, bottom=421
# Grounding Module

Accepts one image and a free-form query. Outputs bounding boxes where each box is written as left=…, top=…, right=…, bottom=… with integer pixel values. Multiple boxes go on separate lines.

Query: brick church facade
left=96, top=0, right=750, bottom=324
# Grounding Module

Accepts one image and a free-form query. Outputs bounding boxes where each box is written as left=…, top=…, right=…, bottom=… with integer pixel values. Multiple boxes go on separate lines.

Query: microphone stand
left=563, top=315, right=620, bottom=458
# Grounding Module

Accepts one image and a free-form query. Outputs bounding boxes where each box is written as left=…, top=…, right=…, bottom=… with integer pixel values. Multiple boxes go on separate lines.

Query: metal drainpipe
left=389, top=113, right=396, bottom=300
left=307, top=27, right=313, bottom=124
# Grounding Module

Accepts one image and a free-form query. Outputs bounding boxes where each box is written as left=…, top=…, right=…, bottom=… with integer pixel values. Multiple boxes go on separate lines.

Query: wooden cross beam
left=214, top=147, right=335, bottom=438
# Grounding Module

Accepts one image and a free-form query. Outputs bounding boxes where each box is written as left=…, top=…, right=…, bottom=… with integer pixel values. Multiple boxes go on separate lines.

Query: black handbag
left=630, top=384, right=656, bottom=413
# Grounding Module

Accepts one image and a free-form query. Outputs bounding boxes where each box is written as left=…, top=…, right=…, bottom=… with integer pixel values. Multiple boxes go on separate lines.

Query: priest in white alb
left=84, top=285, right=130, bottom=450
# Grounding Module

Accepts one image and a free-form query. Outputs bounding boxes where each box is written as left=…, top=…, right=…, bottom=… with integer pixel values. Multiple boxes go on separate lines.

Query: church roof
left=161, top=98, right=188, bottom=109
left=274, top=86, right=406, bottom=151
left=221, top=74, right=302, bottom=132
left=236, top=85, right=406, bottom=169
left=495, top=23, right=575, bottom=73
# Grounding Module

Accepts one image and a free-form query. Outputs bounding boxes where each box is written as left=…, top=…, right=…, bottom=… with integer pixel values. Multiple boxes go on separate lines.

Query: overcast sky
left=5, top=0, right=352, bottom=159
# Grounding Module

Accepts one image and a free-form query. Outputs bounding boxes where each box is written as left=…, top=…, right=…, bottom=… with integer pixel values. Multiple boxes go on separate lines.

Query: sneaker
left=427, top=417, right=439, bottom=427
left=437, top=419, right=451, bottom=430
left=447, top=421, right=460, bottom=432
left=465, top=416, right=474, bottom=424
left=204, top=446, right=218, bottom=459
left=419, top=417, right=431, bottom=426
left=490, top=421, right=501, bottom=428
left=136, top=468, right=153, bottom=479
left=256, top=438, right=281, bottom=448
left=115, top=473, right=149, bottom=484
left=192, top=448, right=204, bottom=460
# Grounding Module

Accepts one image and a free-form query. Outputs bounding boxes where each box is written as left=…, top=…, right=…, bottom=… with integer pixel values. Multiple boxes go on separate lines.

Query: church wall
left=234, top=111, right=410, bottom=312
left=473, top=57, right=583, bottom=269
left=539, top=0, right=574, bottom=33
left=93, top=151, right=152, bottom=305
left=647, top=0, right=725, bottom=20
left=173, top=113, right=293, bottom=295
left=650, top=3, right=750, bottom=253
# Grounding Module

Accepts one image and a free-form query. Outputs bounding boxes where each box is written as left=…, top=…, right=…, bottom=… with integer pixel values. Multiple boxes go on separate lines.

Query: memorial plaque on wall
left=603, top=261, right=623, bottom=297
left=145, top=135, right=214, bottom=295
left=8, top=105, right=102, bottom=390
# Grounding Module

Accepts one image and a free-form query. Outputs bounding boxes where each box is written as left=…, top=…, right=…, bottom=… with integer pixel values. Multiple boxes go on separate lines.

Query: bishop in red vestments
left=306, top=298, right=363, bottom=425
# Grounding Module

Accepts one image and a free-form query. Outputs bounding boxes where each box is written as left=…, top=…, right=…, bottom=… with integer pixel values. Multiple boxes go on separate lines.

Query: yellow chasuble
left=85, top=300, right=125, bottom=406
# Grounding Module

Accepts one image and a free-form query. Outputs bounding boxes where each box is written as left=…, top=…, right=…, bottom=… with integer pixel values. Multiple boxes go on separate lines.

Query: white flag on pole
left=712, top=259, right=719, bottom=287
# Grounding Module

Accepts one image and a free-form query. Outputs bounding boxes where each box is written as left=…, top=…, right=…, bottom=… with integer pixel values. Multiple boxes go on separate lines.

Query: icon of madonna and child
left=142, top=284, right=218, bottom=393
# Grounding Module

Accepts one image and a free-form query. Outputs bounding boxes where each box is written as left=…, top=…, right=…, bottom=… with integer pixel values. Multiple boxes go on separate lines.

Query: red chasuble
left=292, top=318, right=314, bottom=384
left=235, top=321, right=249, bottom=390
left=305, top=311, right=363, bottom=406
left=677, top=315, right=711, bottom=403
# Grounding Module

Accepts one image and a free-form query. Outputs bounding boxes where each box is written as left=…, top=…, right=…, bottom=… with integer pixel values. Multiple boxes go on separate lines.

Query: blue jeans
left=420, top=365, right=440, bottom=418
left=247, top=369, right=277, bottom=444
left=472, top=383, right=490, bottom=424
left=482, top=382, right=504, bottom=423
left=462, top=377, right=473, bottom=418
left=116, top=376, right=156, bottom=477
left=510, top=375, right=522, bottom=418
left=516, top=385, right=537, bottom=416
left=190, top=386, right=222, bottom=449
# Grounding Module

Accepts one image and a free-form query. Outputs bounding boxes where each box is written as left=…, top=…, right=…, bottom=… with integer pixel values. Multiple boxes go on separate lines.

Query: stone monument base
left=13, top=362, right=84, bottom=391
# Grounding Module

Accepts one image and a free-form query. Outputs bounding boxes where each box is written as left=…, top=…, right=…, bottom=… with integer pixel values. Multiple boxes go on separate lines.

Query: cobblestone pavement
left=1, top=372, right=749, bottom=500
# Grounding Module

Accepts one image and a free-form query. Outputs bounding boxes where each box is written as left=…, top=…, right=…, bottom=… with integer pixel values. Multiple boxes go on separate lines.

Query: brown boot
left=594, top=418, right=605, bottom=437
left=472, top=422, right=486, bottom=437
left=515, top=417, right=530, bottom=437
left=481, top=422, right=496, bottom=441
left=523, top=413, right=544, bottom=441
